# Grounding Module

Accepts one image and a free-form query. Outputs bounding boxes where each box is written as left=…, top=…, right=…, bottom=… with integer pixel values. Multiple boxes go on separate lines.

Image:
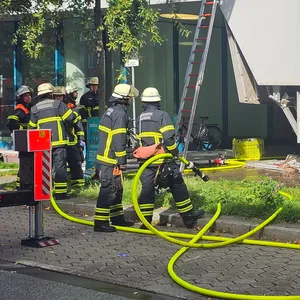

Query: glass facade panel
left=20, top=25, right=56, bottom=104
left=0, top=21, right=15, bottom=138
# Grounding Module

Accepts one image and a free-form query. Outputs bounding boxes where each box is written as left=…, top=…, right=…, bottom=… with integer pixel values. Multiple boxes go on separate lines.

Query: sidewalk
left=45, top=197, right=300, bottom=243
left=1, top=206, right=300, bottom=299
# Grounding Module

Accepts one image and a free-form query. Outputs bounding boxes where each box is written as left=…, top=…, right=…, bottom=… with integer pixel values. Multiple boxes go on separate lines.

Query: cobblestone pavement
left=1, top=207, right=300, bottom=300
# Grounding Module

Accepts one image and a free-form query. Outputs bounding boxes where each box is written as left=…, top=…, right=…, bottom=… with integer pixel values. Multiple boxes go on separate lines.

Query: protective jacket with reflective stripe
left=29, top=98, right=75, bottom=148
left=136, top=103, right=179, bottom=158
left=79, top=91, right=100, bottom=121
left=7, top=103, right=30, bottom=132
left=65, top=109, right=85, bottom=146
left=97, top=103, right=128, bottom=166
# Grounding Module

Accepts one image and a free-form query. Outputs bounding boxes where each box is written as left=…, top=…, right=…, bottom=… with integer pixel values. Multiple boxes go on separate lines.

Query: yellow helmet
left=141, top=87, right=161, bottom=102
left=53, top=86, right=66, bottom=95
left=37, top=83, right=55, bottom=96
left=86, top=77, right=99, bottom=87
left=111, top=84, right=139, bottom=100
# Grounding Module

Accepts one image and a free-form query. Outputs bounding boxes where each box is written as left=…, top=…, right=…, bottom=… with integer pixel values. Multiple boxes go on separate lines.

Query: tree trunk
left=94, top=0, right=106, bottom=115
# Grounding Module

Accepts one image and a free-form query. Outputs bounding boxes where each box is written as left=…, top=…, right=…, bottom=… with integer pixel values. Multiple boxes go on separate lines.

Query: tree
left=0, top=0, right=166, bottom=105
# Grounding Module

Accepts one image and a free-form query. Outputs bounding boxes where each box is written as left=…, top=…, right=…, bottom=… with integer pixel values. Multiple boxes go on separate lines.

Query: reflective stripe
left=141, top=212, right=153, bottom=217
left=52, top=140, right=67, bottom=147
left=166, top=143, right=177, bottom=151
left=76, top=131, right=84, bottom=136
left=137, top=132, right=163, bottom=139
left=115, top=150, right=126, bottom=157
left=29, top=121, right=38, bottom=128
left=99, top=125, right=111, bottom=133
left=82, top=119, right=87, bottom=123
left=96, top=154, right=117, bottom=165
left=37, top=116, right=62, bottom=124
left=62, top=109, right=72, bottom=121
left=110, top=211, right=124, bottom=217
left=178, top=204, right=193, bottom=214
left=7, top=115, right=19, bottom=121
left=104, top=132, right=112, bottom=157
left=73, top=115, right=81, bottom=123
left=110, top=204, right=123, bottom=210
left=160, top=125, right=175, bottom=133
left=94, top=106, right=99, bottom=110
left=111, top=128, right=126, bottom=134
left=94, top=215, right=110, bottom=221
left=140, top=204, right=154, bottom=209
left=95, top=208, right=110, bottom=213
left=176, top=198, right=192, bottom=207
left=57, top=121, right=63, bottom=142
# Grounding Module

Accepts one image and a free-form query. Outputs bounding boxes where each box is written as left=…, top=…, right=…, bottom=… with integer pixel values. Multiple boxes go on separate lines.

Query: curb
left=44, top=200, right=300, bottom=243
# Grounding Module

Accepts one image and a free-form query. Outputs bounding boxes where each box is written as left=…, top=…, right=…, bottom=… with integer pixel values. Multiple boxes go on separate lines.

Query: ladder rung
left=193, top=49, right=204, bottom=53
left=184, top=97, right=193, bottom=100
left=186, top=86, right=196, bottom=88
left=202, top=14, right=212, bottom=17
left=189, top=73, right=198, bottom=77
left=205, top=1, right=214, bottom=5
left=196, top=37, right=207, bottom=41
left=191, top=61, right=201, bottom=64
left=182, top=109, right=192, bottom=113
left=200, top=25, right=209, bottom=28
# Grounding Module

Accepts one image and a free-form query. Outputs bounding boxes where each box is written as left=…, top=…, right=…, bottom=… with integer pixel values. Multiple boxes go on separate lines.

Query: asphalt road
left=0, top=261, right=172, bottom=300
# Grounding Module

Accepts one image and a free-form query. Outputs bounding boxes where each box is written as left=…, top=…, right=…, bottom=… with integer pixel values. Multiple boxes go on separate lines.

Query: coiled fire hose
left=50, top=153, right=300, bottom=299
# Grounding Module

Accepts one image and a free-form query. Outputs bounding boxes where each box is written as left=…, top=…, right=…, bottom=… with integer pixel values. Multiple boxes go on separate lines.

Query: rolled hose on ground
left=50, top=153, right=298, bottom=249
left=49, top=153, right=300, bottom=299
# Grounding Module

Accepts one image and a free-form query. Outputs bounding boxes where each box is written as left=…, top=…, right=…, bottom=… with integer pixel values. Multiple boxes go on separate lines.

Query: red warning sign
left=27, top=129, right=51, bottom=152
left=34, top=151, right=52, bottom=201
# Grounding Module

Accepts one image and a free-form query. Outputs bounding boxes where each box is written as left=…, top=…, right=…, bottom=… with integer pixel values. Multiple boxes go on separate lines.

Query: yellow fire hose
left=49, top=153, right=300, bottom=299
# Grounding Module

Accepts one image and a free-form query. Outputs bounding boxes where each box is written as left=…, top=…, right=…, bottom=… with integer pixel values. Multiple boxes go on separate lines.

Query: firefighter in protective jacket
left=29, top=83, right=76, bottom=200
left=62, top=86, right=85, bottom=189
left=136, top=87, right=205, bottom=229
left=79, top=77, right=100, bottom=138
left=94, top=83, right=139, bottom=233
left=7, top=85, right=33, bottom=189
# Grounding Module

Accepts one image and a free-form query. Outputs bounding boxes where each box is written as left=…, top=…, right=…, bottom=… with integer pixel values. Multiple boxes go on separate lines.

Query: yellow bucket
left=232, top=138, right=264, bottom=160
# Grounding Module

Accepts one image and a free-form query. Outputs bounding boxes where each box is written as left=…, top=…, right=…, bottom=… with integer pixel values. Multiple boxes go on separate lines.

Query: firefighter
left=79, top=77, right=100, bottom=138
left=7, top=85, right=33, bottom=189
left=94, top=83, right=139, bottom=233
left=62, top=86, right=85, bottom=189
left=29, top=83, right=75, bottom=200
left=136, top=87, right=205, bottom=229
left=65, top=85, right=79, bottom=109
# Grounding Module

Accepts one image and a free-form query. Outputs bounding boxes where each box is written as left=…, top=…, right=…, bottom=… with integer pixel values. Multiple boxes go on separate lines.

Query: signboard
left=86, top=117, right=101, bottom=170
left=125, top=59, right=139, bottom=67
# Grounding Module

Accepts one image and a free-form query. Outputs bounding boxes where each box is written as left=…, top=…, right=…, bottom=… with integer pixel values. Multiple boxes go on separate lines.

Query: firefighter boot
left=94, top=221, right=116, bottom=233
left=111, top=215, right=134, bottom=227
left=182, top=209, right=205, bottom=229
left=140, top=216, right=153, bottom=229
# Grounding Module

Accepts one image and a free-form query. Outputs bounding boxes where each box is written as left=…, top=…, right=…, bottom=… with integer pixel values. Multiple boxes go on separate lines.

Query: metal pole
left=297, top=92, right=300, bottom=143
left=34, top=202, right=44, bottom=238
left=131, top=66, right=136, bottom=134
left=28, top=206, right=34, bottom=238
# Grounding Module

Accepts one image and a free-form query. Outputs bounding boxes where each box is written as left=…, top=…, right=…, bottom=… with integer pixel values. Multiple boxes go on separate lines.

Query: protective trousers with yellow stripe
left=94, top=165, right=125, bottom=226
left=139, top=161, right=194, bottom=223
left=53, top=147, right=68, bottom=196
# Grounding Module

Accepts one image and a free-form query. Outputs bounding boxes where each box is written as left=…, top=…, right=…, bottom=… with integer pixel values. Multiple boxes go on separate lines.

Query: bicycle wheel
left=200, top=125, right=222, bottom=151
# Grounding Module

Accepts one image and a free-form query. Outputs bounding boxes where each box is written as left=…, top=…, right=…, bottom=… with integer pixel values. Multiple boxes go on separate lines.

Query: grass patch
left=0, top=170, right=18, bottom=177
left=77, top=175, right=300, bottom=223
left=0, top=161, right=19, bottom=169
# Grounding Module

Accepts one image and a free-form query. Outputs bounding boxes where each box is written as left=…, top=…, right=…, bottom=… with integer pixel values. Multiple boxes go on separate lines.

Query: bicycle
left=176, top=116, right=222, bottom=152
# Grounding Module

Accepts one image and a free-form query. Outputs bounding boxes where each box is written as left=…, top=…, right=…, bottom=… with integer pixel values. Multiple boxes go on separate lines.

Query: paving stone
left=2, top=206, right=300, bottom=300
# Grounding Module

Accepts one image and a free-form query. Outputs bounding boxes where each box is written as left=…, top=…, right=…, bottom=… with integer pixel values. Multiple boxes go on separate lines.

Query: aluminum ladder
left=175, top=0, right=218, bottom=166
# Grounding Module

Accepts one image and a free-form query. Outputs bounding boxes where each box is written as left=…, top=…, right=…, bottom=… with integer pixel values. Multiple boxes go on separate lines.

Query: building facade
left=0, top=1, right=294, bottom=147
